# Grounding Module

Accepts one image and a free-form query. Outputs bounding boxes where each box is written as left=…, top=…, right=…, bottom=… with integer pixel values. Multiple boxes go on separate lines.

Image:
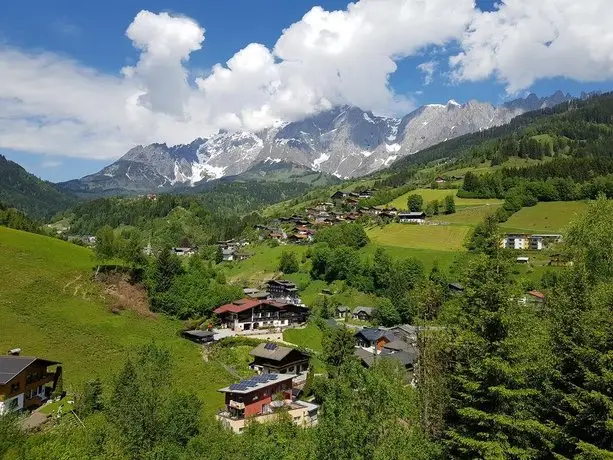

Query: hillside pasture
left=387, top=188, right=502, bottom=210
left=367, top=223, right=469, bottom=252
left=432, top=203, right=503, bottom=226
left=500, top=201, right=588, bottom=233
left=0, top=227, right=234, bottom=416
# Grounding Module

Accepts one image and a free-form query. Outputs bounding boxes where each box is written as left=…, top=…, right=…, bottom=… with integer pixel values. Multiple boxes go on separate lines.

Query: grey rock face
left=64, top=92, right=574, bottom=193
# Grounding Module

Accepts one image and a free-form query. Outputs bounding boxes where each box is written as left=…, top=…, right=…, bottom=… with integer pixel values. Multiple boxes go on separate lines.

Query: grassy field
left=432, top=204, right=503, bottom=225
left=367, top=223, right=469, bottom=252
left=500, top=201, right=588, bottom=233
left=283, top=323, right=324, bottom=353
left=387, top=188, right=502, bottom=210
left=0, top=227, right=234, bottom=417
left=225, top=244, right=309, bottom=284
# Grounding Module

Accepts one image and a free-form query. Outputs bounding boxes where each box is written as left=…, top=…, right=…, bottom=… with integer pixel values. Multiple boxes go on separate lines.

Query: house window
left=10, top=383, right=20, bottom=393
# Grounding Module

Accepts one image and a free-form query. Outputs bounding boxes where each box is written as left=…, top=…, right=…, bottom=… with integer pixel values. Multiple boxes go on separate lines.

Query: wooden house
left=249, top=343, right=310, bottom=375
left=0, top=355, right=61, bottom=413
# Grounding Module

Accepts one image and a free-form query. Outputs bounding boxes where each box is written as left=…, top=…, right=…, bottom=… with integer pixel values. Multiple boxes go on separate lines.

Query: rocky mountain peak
left=64, top=91, right=578, bottom=194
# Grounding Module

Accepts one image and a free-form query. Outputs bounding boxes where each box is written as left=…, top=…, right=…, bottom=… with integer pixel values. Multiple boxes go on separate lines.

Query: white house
left=398, top=212, right=426, bottom=224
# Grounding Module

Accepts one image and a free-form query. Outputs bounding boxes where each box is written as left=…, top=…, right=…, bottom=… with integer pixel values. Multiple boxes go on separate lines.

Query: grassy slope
left=367, top=223, right=470, bottom=251
left=0, top=227, right=234, bottom=416
left=500, top=201, right=589, bottom=233
left=387, top=188, right=503, bottom=209
left=431, top=204, right=503, bottom=225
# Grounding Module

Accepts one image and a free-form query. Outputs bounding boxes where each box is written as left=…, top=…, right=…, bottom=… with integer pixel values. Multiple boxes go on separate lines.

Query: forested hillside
left=0, top=154, right=78, bottom=219
left=375, top=92, right=613, bottom=188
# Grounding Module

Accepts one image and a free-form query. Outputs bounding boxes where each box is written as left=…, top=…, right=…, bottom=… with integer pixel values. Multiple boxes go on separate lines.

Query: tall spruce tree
left=546, top=196, right=613, bottom=457
left=445, top=218, right=553, bottom=458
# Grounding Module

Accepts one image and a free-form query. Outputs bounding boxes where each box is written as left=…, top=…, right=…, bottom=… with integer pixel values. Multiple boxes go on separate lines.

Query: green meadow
left=0, top=227, right=234, bottom=416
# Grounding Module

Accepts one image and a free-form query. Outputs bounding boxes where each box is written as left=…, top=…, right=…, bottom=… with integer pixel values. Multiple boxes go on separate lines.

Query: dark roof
left=448, top=282, right=464, bottom=291
left=383, top=340, right=411, bottom=352
left=354, top=348, right=375, bottom=367
left=399, top=212, right=426, bottom=218
left=0, top=356, right=59, bottom=385
left=356, top=328, right=395, bottom=343
left=250, top=343, right=302, bottom=361
left=353, top=306, right=375, bottom=316
left=182, top=330, right=215, bottom=339
left=379, top=350, right=416, bottom=367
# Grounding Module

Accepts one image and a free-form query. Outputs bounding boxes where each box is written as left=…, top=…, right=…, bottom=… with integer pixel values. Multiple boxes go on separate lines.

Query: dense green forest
left=0, top=154, right=78, bottom=219
left=0, top=202, right=42, bottom=234
left=374, top=92, right=613, bottom=188
left=65, top=180, right=317, bottom=245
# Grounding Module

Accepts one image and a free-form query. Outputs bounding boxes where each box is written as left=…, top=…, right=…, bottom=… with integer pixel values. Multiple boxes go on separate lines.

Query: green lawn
left=432, top=204, right=503, bottom=226
left=387, top=188, right=502, bottom=210
left=225, top=244, right=309, bottom=284
left=500, top=201, right=589, bottom=233
left=367, top=223, right=469, bottom=252
left=283, top=323, right=323, bottom=353
left=361, top=244, right=459, bottom=272
left=0, top=227, right=235, bottom=417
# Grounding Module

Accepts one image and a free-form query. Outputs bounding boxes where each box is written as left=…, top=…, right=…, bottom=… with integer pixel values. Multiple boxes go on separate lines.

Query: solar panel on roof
left=230, top=383, right=240, bottom=390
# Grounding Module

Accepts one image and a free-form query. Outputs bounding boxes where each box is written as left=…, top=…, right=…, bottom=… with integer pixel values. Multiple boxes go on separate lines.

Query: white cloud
left=450, top=0, right=613, bottom=93
left=0, top=2, right=475, bottom=162
left=124, top=10, right=205, bottom=117
left=3, top=0, right=613, bottom=165
left=40, top=159, right=62, bottom=168
left=417, top=60, right=437, bottom=85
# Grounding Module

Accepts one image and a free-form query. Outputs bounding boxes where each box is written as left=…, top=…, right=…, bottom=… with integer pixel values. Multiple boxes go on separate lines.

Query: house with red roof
left=213, top=299, right=309, bottom=331
left=523, top=290, right=546, bottom=306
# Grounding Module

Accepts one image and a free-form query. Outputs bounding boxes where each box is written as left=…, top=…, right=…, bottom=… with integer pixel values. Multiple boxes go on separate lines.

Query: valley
left=1, top=91, right=613, bottom=459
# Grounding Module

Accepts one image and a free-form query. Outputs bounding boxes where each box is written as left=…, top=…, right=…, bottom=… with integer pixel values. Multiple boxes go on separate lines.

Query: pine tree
left=445, top=219, right=554, bottom=458
left=546, top=197, right=613, bottom=457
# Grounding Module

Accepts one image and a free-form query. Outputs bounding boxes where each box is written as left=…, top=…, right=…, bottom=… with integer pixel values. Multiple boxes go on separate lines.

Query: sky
left=1, top=0, right=613, bottom=182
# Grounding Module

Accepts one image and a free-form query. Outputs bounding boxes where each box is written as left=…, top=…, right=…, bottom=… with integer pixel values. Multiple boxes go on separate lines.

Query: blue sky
left=1, top=0, right=612, bottom=182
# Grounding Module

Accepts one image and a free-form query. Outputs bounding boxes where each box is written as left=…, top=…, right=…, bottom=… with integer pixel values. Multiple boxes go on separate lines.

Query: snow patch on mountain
left=67, top=91, right=575, bottom=193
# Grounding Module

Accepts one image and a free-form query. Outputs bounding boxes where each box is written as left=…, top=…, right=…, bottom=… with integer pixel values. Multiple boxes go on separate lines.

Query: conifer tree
left=445, top=218, right=553, bottom=458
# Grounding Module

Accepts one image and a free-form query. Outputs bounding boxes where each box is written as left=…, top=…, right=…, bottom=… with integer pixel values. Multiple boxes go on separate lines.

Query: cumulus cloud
left=417, top=60, right=437, bottom=85
left=124, top=10, right=205, bottom=116
left=451, top=0, right=613, bottom=93
left=2, top=0, right=613, bottom=164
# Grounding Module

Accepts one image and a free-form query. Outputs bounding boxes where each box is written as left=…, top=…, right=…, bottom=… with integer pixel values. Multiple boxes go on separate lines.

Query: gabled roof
left=336, top=306, right=350, bottom=312
left=354, top=348, right=375, bottom=367
left=379, top=350, right=416, bottom=367
left=182, top=330, right=215, bottom=339
left=218, top=373, right=295, bottom=394
left=356, top=327, right=395, bottom=343
left=250, top=343, right=300, bottom=361
left=213, top=299, right=293, bottom=314
left=383, top=340, right=411, bottom=352
left=398, top=212, right=426, bottom=218
left=353, top=306, right=375, bottom=316
left=0, top=356, right=59, bottom=385
left=527, top=290, right=545, bottom=299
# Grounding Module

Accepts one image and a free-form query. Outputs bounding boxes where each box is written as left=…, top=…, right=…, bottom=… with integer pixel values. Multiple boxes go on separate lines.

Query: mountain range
left=59, top=91, right=575, bottom=195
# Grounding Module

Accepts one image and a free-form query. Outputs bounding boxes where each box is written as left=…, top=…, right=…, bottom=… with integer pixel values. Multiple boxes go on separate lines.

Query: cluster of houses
left=0, top=350, right=62, bottom=414
left=217, top=239, right=252, bottom=262
left=501, top=233, right=563, bottom=250
left=214, top=320, right=423, bottom=433
left=216, top=342, right=317, bottom=433
left=212, top=280, right=307, bottom=332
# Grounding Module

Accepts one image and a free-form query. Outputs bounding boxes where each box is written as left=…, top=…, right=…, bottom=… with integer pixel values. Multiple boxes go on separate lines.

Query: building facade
left=214, top=299, right=309, bottom=331
left=216, top=374, right=319, bottom=433
left=266, top=280, right=301, bottom=304
left=398, top=212, right=426, bottom=224
left=249, top=343, right=310, bottom=375
left=0, top=356, right=61, bottom=413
